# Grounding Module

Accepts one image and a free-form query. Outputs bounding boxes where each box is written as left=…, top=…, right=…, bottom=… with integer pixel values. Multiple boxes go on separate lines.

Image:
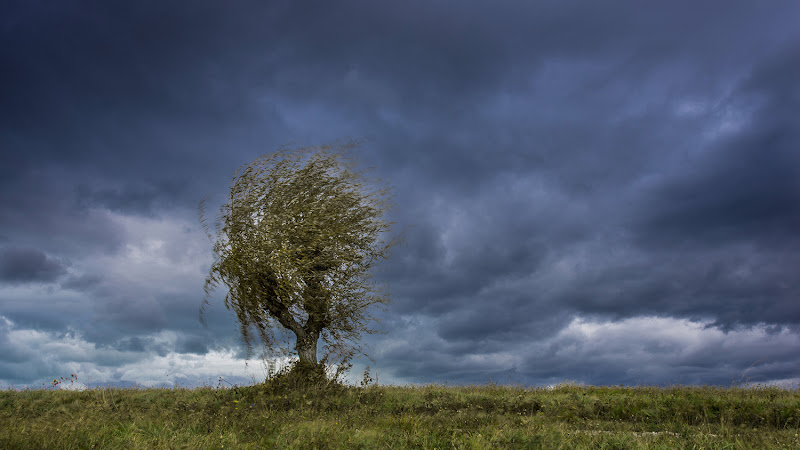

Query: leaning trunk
left=292, top=330, right=326, bottom=385
left=295, top=331, right=319, bottom=366
left=296, top=265, right=327, bottom=368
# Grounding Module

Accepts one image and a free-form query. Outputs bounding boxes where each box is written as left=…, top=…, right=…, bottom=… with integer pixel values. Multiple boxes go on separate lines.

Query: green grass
left=1, top=379, right=798, bottom=449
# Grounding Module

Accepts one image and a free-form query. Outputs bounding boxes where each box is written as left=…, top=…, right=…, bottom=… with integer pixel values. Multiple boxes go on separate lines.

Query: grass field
left=1, top=376, right=798, bottom=449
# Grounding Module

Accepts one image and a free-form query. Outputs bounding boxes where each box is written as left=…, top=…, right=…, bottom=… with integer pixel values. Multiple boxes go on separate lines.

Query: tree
left=200, top=143, right=396, bottom=374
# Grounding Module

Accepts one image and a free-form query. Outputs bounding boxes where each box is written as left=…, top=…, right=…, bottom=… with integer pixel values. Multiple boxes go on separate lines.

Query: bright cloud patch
left=0, top=315, right=269, bottom=389
left=537, top=317, right=800, bottom=387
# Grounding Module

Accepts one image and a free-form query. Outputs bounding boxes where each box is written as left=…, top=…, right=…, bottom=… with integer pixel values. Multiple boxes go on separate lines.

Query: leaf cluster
left=201, top=143, right=396, bottom=365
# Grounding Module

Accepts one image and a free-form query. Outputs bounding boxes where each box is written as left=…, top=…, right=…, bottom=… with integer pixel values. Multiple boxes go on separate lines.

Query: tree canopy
left=200, top=143, right=396, bottom=371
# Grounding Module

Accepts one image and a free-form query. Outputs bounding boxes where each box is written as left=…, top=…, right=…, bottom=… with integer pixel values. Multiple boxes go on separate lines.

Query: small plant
left=361, top=366, right=375, bottom=387
left=43, top=374, right=80, bottom=390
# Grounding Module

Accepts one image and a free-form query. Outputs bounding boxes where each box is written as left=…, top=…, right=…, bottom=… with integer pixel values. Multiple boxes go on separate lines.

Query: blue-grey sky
left=2, top=0, right=799, bottom=389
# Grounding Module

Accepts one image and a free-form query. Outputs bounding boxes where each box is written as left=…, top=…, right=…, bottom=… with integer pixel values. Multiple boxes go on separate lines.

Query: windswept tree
left=200, top=143, right=396, bottom=373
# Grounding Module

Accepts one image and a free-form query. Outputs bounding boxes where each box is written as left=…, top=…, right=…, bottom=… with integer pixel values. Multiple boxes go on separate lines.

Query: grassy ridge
left=1, top=381, right=798, bottom=449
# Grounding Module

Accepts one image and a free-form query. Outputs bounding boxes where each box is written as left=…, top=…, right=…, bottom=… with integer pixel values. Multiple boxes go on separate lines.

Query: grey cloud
left=92, top=295, right=167, bottom=333
left=0, top=171, right=127, bottom=257
left=61, top=274, right=103, bottom=292
left=554, top=241, right=800, bottom=329
left=114, top=336, right=148, bottom=353
left=436, top=299, right=572, bottom=345
left=1, top=0, right=799, bottom=388
left=75, top=180, right=190, bottom=216
left=0, top=247, right=66, bottom=283
left=519, top=321, right=800, bottom=387
left=0, top=318, right=28, bottom=364
left=176, top=334, right=210, bottom=355
left=631, top=43, right=800, bottom=247
left=632, top=122, right=800, bottom=251
left=375, top=316, right=800, bottom=387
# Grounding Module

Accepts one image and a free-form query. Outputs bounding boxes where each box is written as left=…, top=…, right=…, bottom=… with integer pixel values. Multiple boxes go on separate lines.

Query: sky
left=1, top=0, right=799, bottom=390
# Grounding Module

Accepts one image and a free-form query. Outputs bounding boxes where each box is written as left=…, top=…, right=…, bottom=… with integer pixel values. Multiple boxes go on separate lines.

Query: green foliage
left=255, top=359, right=343, bottom=394
left=200, top=141, right=397, bottom=369
left=2, top=383, right=799, bottom=448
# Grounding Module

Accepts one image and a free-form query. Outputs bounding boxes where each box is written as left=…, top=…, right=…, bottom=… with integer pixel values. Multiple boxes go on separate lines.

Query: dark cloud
left=61, top=274, right=103, bottom=292
left=0, top=169, right=128, bottom=257
left=0, top=247, right=66, bottom=283
left=1, top=0, right=799, bottom=388
left=176, top=334, right=210, bottom=356
left=90, top=295, right=168, bottom=333
left=114, top=336, right=147, bottom=353
left=558, top=245, right=800, bottom=329
left=632, top=51, right=800, bottom=250
left=605, top=45, right=800, bottom=330
left=75, top=180, right=190, bottom=216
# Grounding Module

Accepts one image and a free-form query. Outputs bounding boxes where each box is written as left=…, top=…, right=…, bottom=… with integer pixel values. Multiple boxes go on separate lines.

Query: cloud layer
left=1, top=1, right=798, bottom=388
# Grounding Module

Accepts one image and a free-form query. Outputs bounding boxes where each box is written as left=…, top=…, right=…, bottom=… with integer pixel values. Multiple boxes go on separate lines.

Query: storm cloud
left=1, top=0, right=798, bottom=389
left=0, top=247, right=66, bottom=283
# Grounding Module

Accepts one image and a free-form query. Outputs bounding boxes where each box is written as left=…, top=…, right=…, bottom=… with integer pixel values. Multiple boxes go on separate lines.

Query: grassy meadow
left=1, top=376, right=798, bottom=449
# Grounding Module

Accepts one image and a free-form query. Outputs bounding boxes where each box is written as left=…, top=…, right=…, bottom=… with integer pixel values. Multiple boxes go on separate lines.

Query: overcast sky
left=2, top=0, right=799, bottom=390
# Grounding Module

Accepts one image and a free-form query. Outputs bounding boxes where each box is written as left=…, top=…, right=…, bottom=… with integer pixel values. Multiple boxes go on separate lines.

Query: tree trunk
left=295, top=331, right=320, bottom=366
left=296, top=264, right=327, bottom=367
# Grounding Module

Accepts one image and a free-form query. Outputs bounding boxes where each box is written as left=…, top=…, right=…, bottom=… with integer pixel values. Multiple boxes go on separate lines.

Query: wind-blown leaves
left=201, top=143, right=396, bottom=367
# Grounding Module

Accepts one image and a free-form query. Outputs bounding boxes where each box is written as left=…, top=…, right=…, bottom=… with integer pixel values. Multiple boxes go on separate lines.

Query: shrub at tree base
left=258, top=360, right=341, bottom=394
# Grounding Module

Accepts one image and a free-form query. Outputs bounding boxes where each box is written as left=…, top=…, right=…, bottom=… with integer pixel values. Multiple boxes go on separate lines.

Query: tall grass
left=1, top=377, right=798, bottom=449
